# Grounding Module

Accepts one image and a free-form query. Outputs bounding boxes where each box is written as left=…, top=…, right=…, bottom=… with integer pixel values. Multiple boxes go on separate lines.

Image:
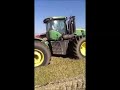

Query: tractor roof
left=47, top=16, right=66, bottom=19
left=43, top=16, right=67, bottom=23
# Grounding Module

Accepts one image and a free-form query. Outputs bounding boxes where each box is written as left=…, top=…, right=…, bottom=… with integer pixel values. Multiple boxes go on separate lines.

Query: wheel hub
left=80, top=41, right=86, bottom=57
left=34, top=49, right=44, bottom=67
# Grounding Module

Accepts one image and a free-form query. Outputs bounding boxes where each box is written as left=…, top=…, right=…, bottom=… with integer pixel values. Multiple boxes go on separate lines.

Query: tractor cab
left=43, top=16, right=76, bottom=40
left=43, top=16, right=67, bottom=34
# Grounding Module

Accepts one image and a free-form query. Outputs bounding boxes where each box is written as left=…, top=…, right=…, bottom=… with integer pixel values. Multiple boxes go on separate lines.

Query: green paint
left=48, top=30, right=62, bottom=40
left=74, top=28, right=86, bottom=36
left=43, top=41, right=49, bottom=46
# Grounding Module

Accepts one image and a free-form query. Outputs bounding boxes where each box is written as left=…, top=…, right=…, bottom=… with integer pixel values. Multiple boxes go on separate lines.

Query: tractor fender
left=34, top=38, right=49, bottom=47
left=35, top=38, right=43, bottom=41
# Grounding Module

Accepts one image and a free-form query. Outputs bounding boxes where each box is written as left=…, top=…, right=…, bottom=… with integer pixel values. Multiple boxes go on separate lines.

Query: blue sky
left=35, top=0, right=85, bottom=35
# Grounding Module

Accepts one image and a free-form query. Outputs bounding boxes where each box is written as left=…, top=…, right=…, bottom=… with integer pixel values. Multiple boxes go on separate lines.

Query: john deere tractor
left=34, top=16, right=86, bottom=67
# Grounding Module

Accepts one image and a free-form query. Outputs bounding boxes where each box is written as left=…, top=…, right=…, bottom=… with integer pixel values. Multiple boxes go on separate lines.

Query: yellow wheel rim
left=34, top=49, right=44, bottom=67
left=80, top=41, right=86, bottom=56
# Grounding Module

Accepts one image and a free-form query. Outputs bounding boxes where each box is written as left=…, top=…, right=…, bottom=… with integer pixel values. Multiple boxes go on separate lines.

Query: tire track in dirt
left=35, top=74, right=85, bottom=90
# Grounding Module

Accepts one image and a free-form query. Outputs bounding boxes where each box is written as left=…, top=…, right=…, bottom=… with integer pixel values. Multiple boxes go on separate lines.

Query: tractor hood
left=74, top=28, right=86, bottom=36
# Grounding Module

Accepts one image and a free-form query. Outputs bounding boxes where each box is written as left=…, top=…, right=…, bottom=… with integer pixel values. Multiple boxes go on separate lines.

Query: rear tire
left=34, top=40, right=51, bottom=67
left=69, top=37, right=86, bottom=60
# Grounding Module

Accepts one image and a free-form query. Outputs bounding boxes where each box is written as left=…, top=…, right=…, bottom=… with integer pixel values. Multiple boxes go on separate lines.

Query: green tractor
left=34, top=16, right=86, bottom=67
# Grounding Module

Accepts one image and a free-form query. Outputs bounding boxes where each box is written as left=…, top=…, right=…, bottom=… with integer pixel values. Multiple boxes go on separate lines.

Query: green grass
left=34, top=57, right=86, bottom=86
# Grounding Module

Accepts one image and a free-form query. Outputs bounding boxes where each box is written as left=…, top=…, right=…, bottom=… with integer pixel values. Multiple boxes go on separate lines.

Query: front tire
left=34, top=40, right=51, bottom=67
left=70, top=37, right=86, bottom=60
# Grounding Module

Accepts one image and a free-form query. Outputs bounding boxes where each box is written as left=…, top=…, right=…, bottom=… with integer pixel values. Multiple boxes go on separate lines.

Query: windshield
left=46, top=20, right=65, bottom=34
